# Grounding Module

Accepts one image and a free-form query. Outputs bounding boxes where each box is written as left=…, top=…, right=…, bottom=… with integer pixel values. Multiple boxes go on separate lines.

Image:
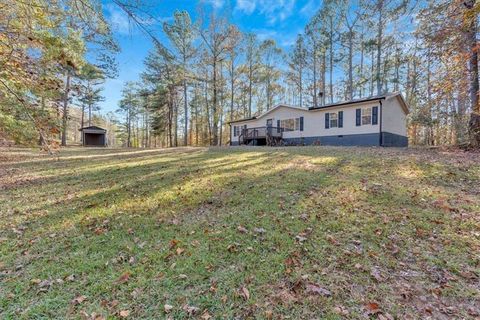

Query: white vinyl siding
left=381, top=96, right=408, bottom=136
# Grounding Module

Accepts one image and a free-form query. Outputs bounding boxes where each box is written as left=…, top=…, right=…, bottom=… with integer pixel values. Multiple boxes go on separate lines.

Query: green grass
left=0, top=146, right=479, bottom=319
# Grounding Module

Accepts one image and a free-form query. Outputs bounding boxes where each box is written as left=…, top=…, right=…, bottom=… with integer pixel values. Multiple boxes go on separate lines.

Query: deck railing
left=238, top=126, right=287, bottom=145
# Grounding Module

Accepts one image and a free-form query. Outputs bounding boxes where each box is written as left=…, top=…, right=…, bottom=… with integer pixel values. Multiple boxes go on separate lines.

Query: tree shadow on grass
left=1, top=148, right=479, bottom=319
left=1, top=148, right=346, bottom=318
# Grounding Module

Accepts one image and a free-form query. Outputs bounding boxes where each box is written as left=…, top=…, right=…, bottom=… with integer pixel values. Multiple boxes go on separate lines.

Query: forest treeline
left=1, top=0, right=480, bottom=149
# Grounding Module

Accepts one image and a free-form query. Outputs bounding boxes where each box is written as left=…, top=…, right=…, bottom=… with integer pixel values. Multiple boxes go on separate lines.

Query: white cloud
left=254, top=29, right=278, bottom=41
left=235, top=0, right=256, bottom=14
left=300, top=0, right=319, bottom=17
left=252, top=27, right=300, bottom=49
left=105, top=4, right=132, bottom=35
left=202, top=0, right=225, bottom=9
left=235, top=0, right=296, bottom=24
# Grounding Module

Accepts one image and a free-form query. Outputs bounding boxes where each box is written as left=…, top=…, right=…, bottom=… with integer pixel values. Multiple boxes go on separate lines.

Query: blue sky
left=100, top=0, right=321, bottom=114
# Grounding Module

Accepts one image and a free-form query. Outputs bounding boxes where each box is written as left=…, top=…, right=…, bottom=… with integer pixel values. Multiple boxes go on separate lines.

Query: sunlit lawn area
left=0, top=146, right=479, bottom=319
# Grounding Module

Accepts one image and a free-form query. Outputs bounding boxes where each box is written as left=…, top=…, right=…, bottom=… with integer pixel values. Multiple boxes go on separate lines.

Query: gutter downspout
left=379, top=100, right=383, bottom=147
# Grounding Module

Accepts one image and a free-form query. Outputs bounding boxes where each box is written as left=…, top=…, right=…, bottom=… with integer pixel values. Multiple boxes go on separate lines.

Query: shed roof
left=79, top=126, right=107, bottom=132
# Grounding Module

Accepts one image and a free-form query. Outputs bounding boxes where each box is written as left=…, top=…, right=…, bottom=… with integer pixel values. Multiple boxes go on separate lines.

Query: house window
left=280, top=118, right=301, bottom=131
left=280, top=119, right=294, bottom=131
left=329, top=113, right=338, bottom=128
left=362, top=107, right=372, bottom=125
left=233, top=126, right=239, bottom=137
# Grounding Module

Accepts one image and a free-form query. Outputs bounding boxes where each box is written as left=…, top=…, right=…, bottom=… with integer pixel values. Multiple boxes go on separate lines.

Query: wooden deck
left=239, top=127, right=285, bottom=146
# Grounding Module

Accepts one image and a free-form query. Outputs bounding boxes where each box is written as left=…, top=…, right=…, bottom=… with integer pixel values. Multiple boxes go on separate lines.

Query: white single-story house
left=229, top=92, right=409, bottom=147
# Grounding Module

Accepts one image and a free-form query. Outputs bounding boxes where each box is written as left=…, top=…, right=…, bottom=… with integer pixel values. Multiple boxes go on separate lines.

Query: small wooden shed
left=80, top=126, right=107, bottom=147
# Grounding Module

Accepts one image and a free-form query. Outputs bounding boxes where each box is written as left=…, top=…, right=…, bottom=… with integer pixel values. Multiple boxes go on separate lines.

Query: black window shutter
left=325, top=113, right=330, bottom=129
left=277, top=120, right=280, bottom=133
left=300, top=117, right=304, bottom=131
left=356, top=109, right=361, bottom=126
left=372, top=106, right=378, bottom=125
left=338, top=111, right=343, bottom=128
left=234, top=126, right=237, bottom=137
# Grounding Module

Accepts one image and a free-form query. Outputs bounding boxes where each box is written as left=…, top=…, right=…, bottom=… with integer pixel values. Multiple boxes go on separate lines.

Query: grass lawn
left=0, top=146, right=479, bottom=319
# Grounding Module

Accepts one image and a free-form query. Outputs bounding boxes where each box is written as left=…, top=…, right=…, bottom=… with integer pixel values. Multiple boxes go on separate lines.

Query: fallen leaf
left=265, top=309, right=273, bottom=319
left=334, top=305, right=350, bottom=316
left=305, top=283, right=331, bottom=297
left=239, top=286, right=250, bottom=300
left=227, top=243, right=239, bottom=253
left=201, top=310, right=212, bottom=320
left=117, top=272, right=131, bottom=284
left=119, top=310, right=130, bottom=318
left=38, top=279, right=52, bottom=289
left=164, top=304, right=173, bottom=313
left=365, top=302, right=381, bottom=315
left=131, top=288, right=142, bottom=299
left=295, top=235, right=307, bottom=243
left=370, top=267, right=383, bottom=282
left=169, top=239, right=179, bottom=249
left=253, top=227, right=266, bottom=234
left=378, top=313, right=394, bottom=320
left=182, top=304, right=200, bottom=315
left=191, top=240, right=200, bottom=247
left=326, top=234, right=339, bottom=245
left=176, top=247, right=185, bottom=255
left=237, top=225, right=248, bottom=233
left=71, top=295, right=87, bottom=305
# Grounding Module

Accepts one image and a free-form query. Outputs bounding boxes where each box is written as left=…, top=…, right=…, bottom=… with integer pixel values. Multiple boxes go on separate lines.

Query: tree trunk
left=174, top=94, right=178, bottom=147
left=370, top=49, right=375, bottom=96
left=230, top=59, right=235, bottom=122
left=204, top=79, right=212, bottom=143
left=465, top=1, right=480, bottom=145
left=347, top=34, right=353, bottom=100
left=126, top=108, right=131, bottom=148
left=248, top=61, right=253, bottom=117
left=313, top=42, right=318, bottom=108
left=212, top=59, right=218, bottom=146
left=61, top=71, right=71, bottom=147
left=329, top=16, right=334, bottom=103
left=359, top=33, right=364, bottom=97
left=183, top=79, right=188, bottom=146
left=168, top=87, right=173, bottom=147
left=376, top=0, right=384, bottom=95
left=321, top=52, right=326, bottom=105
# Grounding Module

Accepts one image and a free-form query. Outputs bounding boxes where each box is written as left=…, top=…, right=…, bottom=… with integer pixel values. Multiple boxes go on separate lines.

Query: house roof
left=309, top=92, right=409, bottom=114
left=228, top=93, right=409, bottom=125
left=228, top=104, right=308, bottom=124
left=79, top=126, right=106, bottom=132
